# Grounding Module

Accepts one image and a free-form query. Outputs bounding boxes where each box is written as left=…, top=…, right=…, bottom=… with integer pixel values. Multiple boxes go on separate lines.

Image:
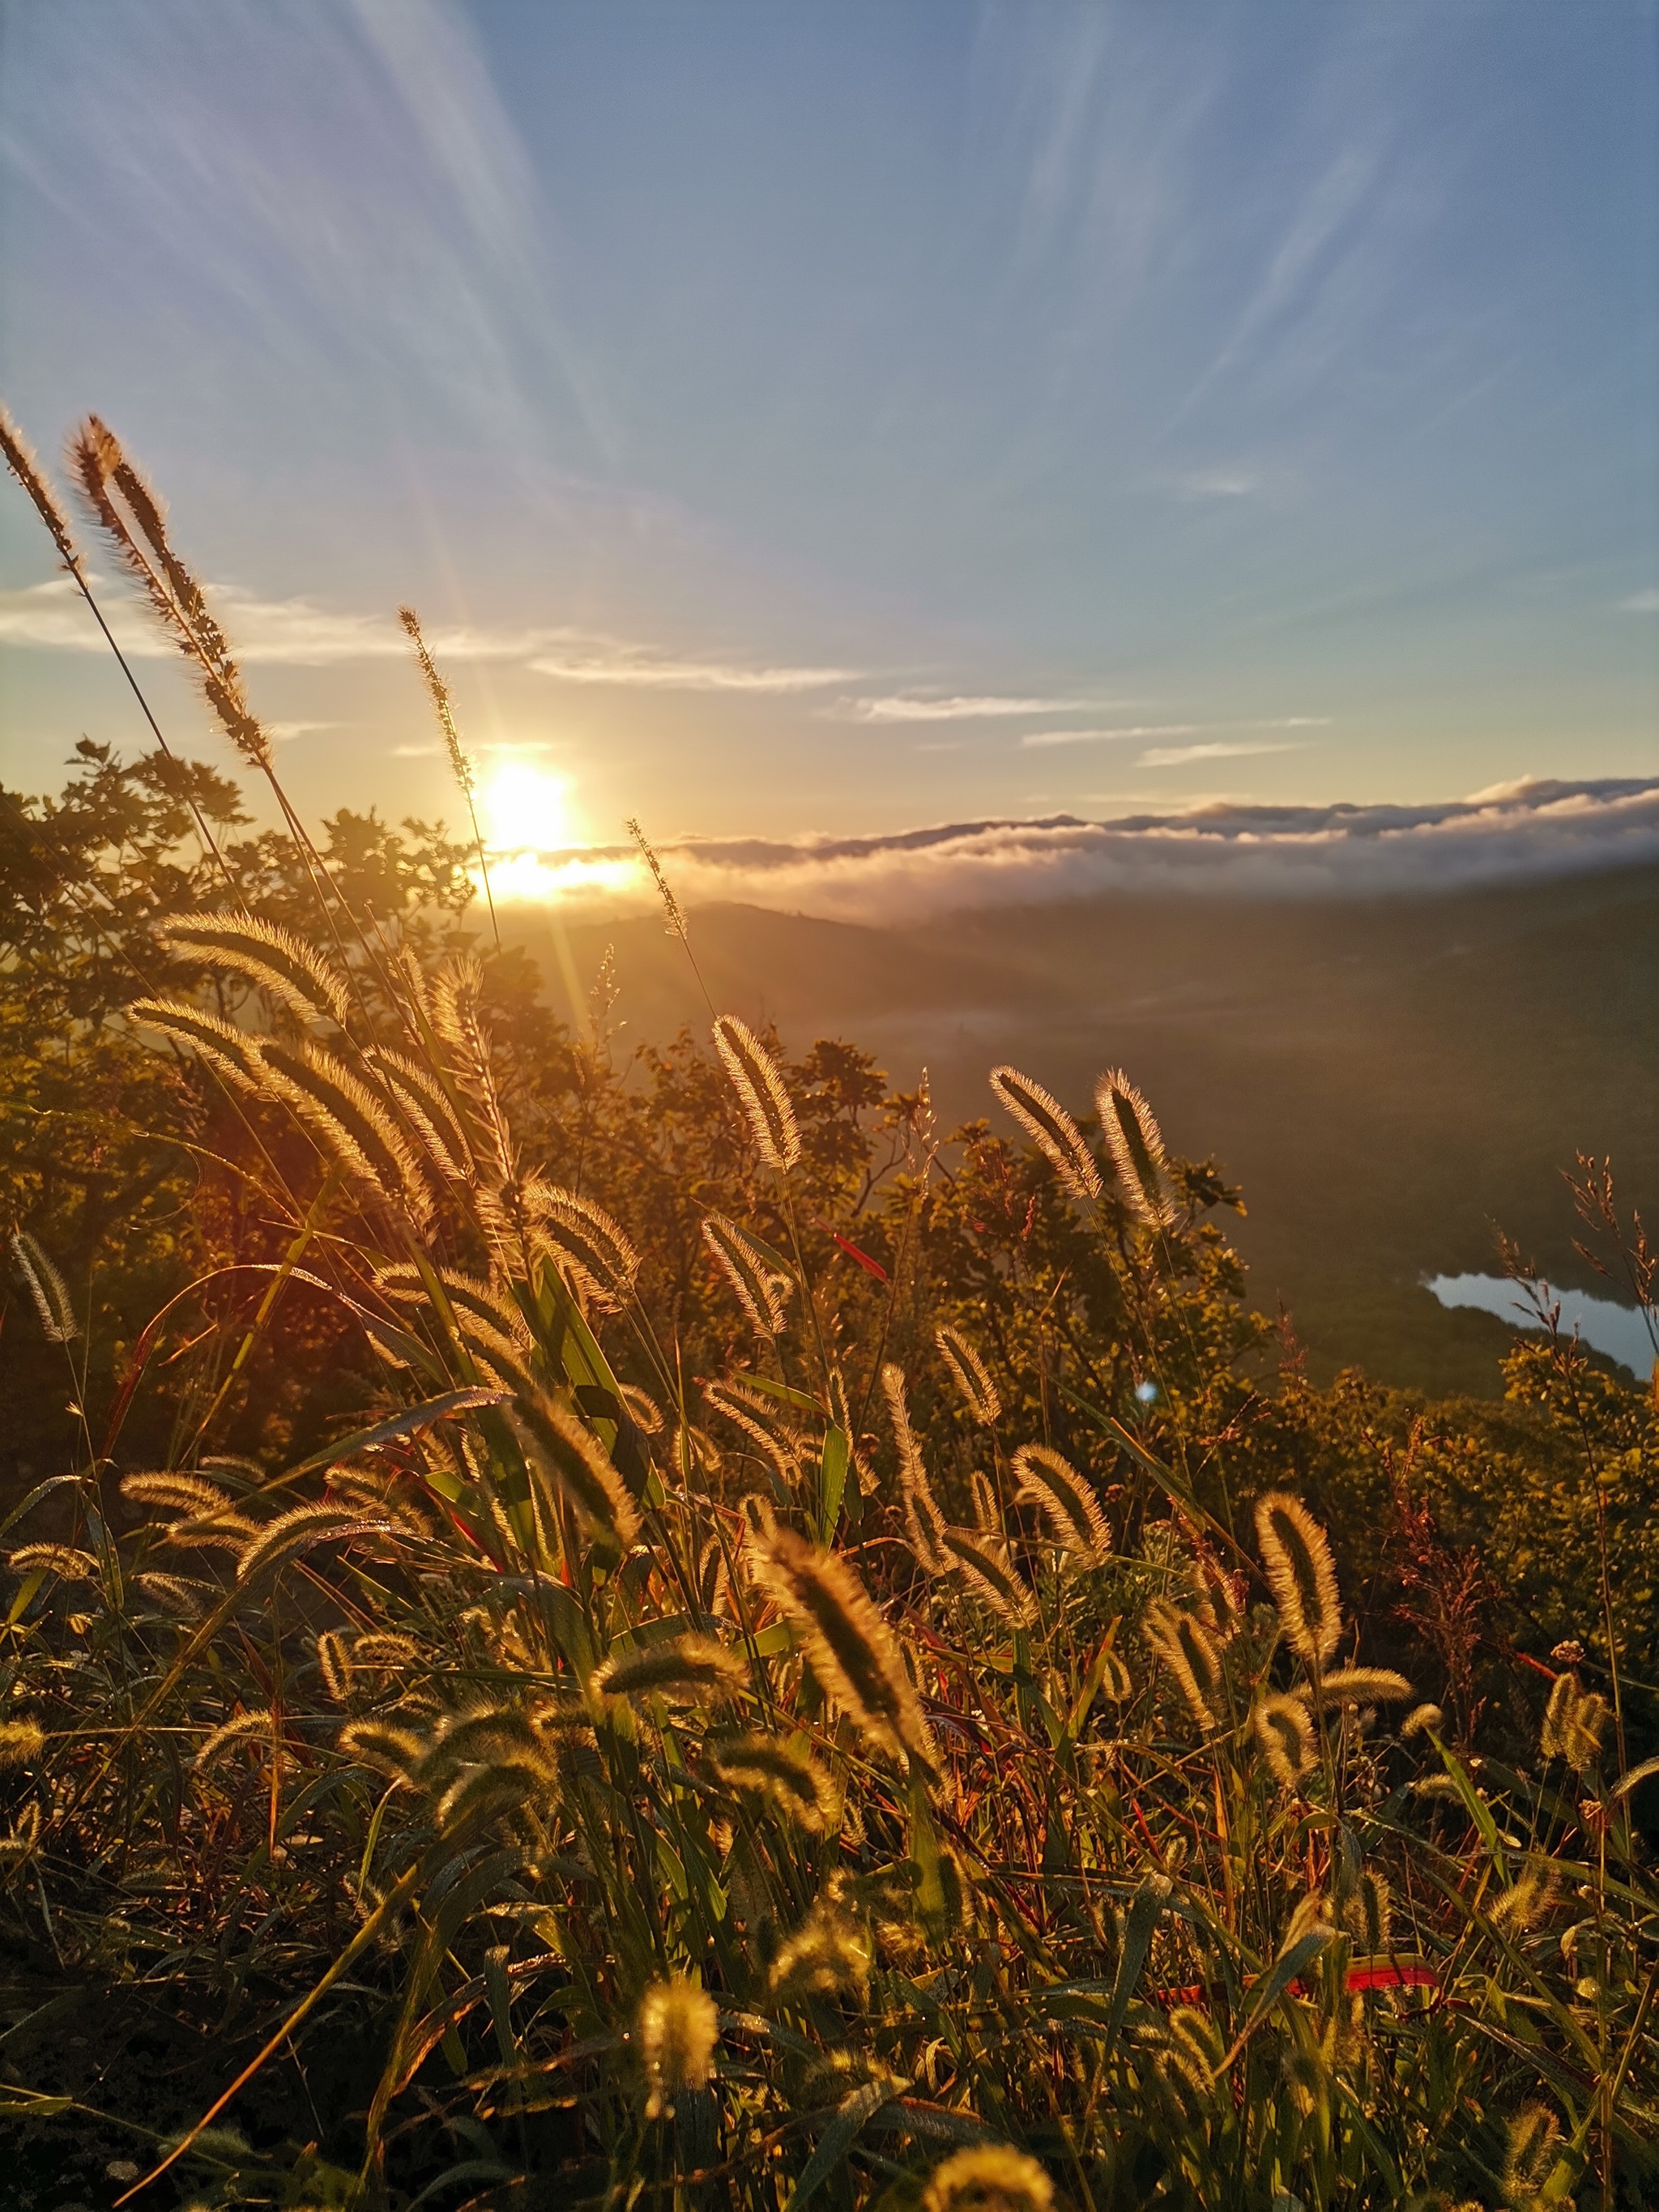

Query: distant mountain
left=507, top=859, right=1659, bottom=1397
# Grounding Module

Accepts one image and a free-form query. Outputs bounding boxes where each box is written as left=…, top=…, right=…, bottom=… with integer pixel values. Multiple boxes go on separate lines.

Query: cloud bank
left=495, top=778, right=1659, bottom=927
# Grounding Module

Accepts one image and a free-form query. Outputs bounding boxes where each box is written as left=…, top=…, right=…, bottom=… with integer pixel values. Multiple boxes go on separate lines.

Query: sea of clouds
left=501, top=778, right=1659, bottom=927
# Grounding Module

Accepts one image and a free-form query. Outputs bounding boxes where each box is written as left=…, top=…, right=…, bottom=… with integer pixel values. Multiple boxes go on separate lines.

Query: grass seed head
left=702, top=1213, right=794, bottom=1336
left=768, top=1896, right=872, bottom=2007
left=1502, top=2103, right=1563, bottom=2203
left=157, top=911, right=349, bottom=1029
left=316, top=1630, right=354, bottom=1704
left=940, top=1524, right=1037, bottom=1628
left=988, top=1065, right=1101, bottom=1202
left=713, top=1015, right=801, bottom=1171
left=68, top=416, right=272, bottom=769
left=1013, top=1443, right=1111, bottom=1562
left=1145, top=1600, right=1224, bottom=1730
left=11, top=1233, right=78, bottom=1344
left=0, top=1720, right=45, bottom=1770
left=638, top=1975, right=719, bottom=2118
left=921, top=2146, right=1055, bottom=2212
left=1095, top=1068, right=1176, bottom=1229
left=706, top=1732, right=838, bottom=1830
left=750, top=1526, right=934, bottom=1773
left=528, top=1184, right=641, bottom=1309
left=1541, top=1671, right=1607, bottom=1772
left=510, top=1387, right=642, bottom=1553
left=884, top=1363, right=949, bottom=1571
left=0, top=400, right=81, bottom=566
left=398, top=606, right=475, bottom=799
left=126, top=996, right=263, bottom=1091
left=1316, top=1667, right=1414, bottom=1709
left=1401, top=1702, right=1444, bottom=1740
left=591, top=1634, right=748, bottom=1709
left=257, top=1038, right=436, bottom=1230
left=8, top=1544, right=100, bottom=1586
left=1254, top=1490, right=1343, bottom=1666
left=120, top=1471, right=237, bottom=1519
left=936, top=1323, right=1001, bottom=1424
left=1342, top=1870, right=1392, bottom=1953
left=1252, top=1693, right=1317, bottom=1786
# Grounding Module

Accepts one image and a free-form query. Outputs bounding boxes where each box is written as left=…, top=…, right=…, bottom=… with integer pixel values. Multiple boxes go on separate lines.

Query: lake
left=1426, top=1272, right=1657, bottom=1380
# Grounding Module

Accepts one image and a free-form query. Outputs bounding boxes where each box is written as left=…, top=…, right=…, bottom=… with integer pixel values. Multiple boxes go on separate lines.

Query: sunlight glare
left=482, top=758, right=570, bottom=852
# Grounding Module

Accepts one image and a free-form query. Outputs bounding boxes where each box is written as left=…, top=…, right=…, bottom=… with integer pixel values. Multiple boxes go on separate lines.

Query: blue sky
left=1, top=0, right=1655, bottom=859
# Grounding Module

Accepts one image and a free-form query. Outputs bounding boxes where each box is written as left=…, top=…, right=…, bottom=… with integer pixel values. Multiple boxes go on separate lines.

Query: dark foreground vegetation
left=2, top=408, right=1658, bottom=2210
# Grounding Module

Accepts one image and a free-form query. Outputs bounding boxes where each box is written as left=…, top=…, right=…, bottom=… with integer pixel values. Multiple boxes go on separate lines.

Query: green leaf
left=819, top=1425, right=850, bottom=1545
left=1431, top=1733, right=1503, bottom=1868
left=740, top=1371, right=830, bottom=1417
left=1214, top=1928, right=1333, bottom=2077
left=783, top=2077, right=903, bottom=2211
left=1099, top=1872, right=1171, bottom=2065
left=275, top=1389, right=510, bottom=1485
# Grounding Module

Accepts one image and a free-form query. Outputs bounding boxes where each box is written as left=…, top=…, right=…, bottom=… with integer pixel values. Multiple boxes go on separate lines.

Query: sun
left=481, top=757, right=571, bottom=852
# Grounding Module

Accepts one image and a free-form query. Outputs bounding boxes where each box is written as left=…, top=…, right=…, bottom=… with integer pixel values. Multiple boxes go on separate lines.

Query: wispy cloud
left=1177, top=468, right=1261, bottom=499
left=527, top=644, right=853, bottom=693
left=267, top=719, right=338, bottom=742
left=1021, top=722, right=1199, bottom=749
left=1618, top=589, right=1659, bottom=614
left=1139, top=739, right=1301, bottom=767
left=836, top=693, right=1106, bottom=723
left=0, top=577, right=852, bottom=691
left=1024, top=716, right=1330, bottom=753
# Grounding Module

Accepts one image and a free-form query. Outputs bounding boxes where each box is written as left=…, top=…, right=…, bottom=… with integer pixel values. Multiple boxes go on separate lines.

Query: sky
left=1, top=0, right=1656, bottom=892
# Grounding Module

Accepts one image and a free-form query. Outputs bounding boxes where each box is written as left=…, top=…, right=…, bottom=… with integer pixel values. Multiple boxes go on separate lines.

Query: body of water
left=1426, top=1273, right=1657, bottom=1379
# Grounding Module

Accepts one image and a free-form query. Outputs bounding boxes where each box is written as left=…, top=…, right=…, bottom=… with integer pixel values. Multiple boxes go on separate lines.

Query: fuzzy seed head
left=8, top=1544, right=100, bottom=1586
left=1095, top=1068, right=1176, bottom=1228
left=316, top=1630, right=354, bottom=1704
left=940, top=1524, right=1037, bottom=1628
left=1254, top=1491, right=1343, bottom=1666
left=1502, top=2104, right=1562, bottom=2202
left=1342, top=1870, right=1392, bottom=1953
left=158, top=912, right=349, bottom=1029
left=528, top=1185, right=640, bottom=1309
left=883, top=1363, right=949, bottom=1572
left=11, top=1234, right=78, bottom=1344
left=767, top=1897, right=872, bottom=2007
left=257, top=1038, right=435, bottom=1230
left=936, top=1324, right=1001, bottom=1424
left=398, top=606, right=476, bottom=799
left=127, top=997, right=262, bottom=1091
left=702, top=1214, right=794, bottom=1336
left=988, top=1065, right=1101, bottom=1202
left=510, top=1387, right=642, bottom=1553
left=921, top=2146, right=1055, bottom=2212
left=707, top=1732, right=838, bottom=1831
left=591, top=1634, right=748, bottom=1709
left=1541, top=1672, right=1607, bottom=1772
left=1401, top=1702, right=1444, bottom=1741
left=1145, top=1600, right=1224, bottom=1730
left=713, top=1016, right=800, bottom=1170
left=0, top=401, right=80, bottom=565
left=749, top=1526, right=933, bottom=1772
left=0, top=1720, right=46, bottom=1770
left=638, top=1976, right=718, bottom=2117
left=1252, top=1693, right=1317, bottom=1787
left=1013, top=1443, right=1111, bottom=1563
left=1316, top=1667, right=1414, bottom=1710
